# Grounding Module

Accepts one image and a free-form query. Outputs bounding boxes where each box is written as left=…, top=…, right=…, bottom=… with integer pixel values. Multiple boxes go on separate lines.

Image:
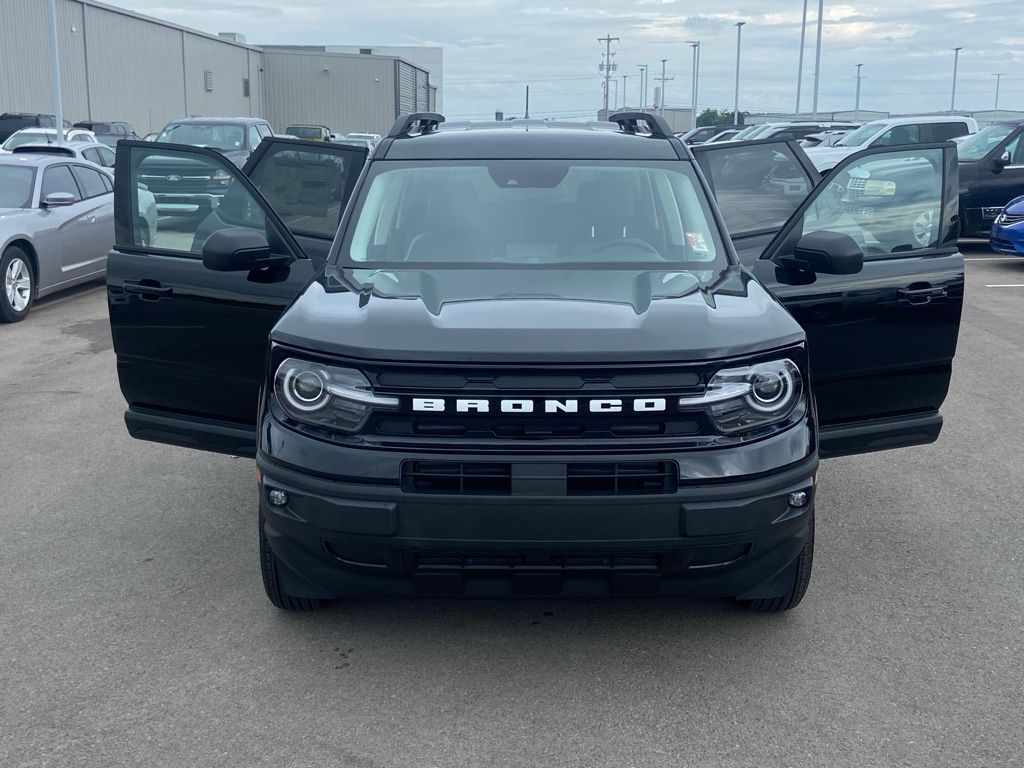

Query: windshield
left=340, top=160, right=727, bottom=281
left=732, top=125, right=764, bottom=140
left=956, top=125, right=1016, bottom=161
left=287, top=126, right=323, bottom=139
left=0, top=165, right=36, bottom=208
left=157, top=123, right=244, bottom=150
left=2, top=130, right=57, bottom=151
left=836, top=122, right=884, bottom=147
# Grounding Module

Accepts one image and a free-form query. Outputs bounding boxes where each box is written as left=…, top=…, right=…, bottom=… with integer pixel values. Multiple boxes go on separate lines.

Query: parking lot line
left=984, top=284, right=1024, bottom=288
left=965, top=257, right=1020, bottom=261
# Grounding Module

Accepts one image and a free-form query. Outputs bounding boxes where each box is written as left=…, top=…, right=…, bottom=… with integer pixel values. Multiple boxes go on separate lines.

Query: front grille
left=997, top=212, right=1024, bottom=226
left=364, top=363, right=709, bottom=444
left=401, top=460, right=679, bottom=496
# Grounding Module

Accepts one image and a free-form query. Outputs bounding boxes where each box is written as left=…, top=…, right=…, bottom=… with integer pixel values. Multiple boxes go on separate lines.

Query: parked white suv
left=804, top=116, right=978, bottom=172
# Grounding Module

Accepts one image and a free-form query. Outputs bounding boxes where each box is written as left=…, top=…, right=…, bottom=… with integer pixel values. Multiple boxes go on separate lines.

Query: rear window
left=341, top=160, right=726, bottom=279
left=925, top=122, right=970, bottom=142
left=287, top=126, right=323, bottom=139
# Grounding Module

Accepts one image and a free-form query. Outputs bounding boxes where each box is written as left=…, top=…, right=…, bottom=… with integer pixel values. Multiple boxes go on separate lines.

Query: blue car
left=990, top=195, right=1024, bottom=255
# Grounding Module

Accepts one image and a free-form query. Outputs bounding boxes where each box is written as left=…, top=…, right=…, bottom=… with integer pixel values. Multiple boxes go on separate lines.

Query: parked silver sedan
left=1, top=153, right=114, bottom=322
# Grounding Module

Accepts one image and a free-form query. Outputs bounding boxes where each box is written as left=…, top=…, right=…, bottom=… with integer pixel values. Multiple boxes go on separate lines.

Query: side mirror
left=784, top=230, right=864, bottom=275
left=42, top=192, right=75, bottom=207
left=994, top=151, right=1012, bottom=170
left=202, top=227, right=289, bottom=271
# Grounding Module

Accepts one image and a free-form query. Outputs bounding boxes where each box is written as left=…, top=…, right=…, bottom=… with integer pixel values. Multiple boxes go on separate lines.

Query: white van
left=805, top=116, right=978, bottom=171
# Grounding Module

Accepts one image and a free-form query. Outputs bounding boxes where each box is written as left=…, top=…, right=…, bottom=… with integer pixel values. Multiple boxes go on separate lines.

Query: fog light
left=268, top=489, right=289, bottom=507
left=788, top=491, right=809, bottom=508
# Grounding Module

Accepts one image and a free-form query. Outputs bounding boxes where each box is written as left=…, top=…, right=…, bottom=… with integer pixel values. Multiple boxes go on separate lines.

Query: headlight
left=274, top=358, right=397, bottom=433
left=679, top=359, right=803, bottom=435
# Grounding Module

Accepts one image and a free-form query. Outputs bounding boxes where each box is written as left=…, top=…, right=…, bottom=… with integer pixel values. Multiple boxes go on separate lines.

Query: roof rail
left=608, top=111, right=675, bottom=139
left=387, top=112, right=446, bottom=139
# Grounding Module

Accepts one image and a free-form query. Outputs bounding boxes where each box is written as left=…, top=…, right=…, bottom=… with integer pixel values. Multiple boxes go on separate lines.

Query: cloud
left=112, top=0, right=1023, bottom=118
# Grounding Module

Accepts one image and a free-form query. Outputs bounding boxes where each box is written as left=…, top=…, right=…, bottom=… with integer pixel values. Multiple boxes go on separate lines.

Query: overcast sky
left=116, top=1, right=1023, bottom=119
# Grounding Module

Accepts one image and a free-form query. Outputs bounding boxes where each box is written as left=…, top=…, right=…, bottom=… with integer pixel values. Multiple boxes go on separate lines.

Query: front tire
left=738, top=511, right=814, bottom=612
left=1, top=245, right=34, bottom=323
left=259, top=516, right=331, bottom=611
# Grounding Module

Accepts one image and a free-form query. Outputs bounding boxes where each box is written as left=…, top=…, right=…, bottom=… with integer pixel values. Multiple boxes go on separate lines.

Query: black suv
left=107, top=112, right=963, bottom=612
left=0, top=112, right=70, bottom=142
left=954, top=122, right=1024, bottom=236
left=73, top=120, right=141, bottom=147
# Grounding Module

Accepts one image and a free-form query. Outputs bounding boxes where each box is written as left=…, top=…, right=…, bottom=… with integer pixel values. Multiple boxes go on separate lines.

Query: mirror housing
left=994, top=151, right=1012, bottom=171
left=42, top=192, right=76, bottom=208
left=783, top=230, right=864, bottom=275
left=202, top=227, right=290, bottom=272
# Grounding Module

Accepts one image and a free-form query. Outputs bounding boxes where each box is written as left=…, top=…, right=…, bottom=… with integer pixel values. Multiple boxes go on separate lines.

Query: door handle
left=86, top=215, right=96, bottom=223
left=122, top=281, right=172, bottom=297
left=898, top=286, right=946, bottom=305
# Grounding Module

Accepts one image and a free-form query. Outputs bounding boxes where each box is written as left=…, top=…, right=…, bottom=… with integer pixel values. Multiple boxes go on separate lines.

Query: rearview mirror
left=42, top=192, right=75, bottom=207
left=202, top=227, right=289, bottom=271
left=785, top=230, right=864, bottom=275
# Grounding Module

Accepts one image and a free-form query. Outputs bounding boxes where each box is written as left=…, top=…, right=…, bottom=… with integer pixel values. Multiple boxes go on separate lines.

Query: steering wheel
left=587, top=238, right=662, bottom=258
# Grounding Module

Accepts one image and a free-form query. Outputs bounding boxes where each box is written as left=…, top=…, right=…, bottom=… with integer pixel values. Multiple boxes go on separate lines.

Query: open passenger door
left=108, top=137, right=367, bottom=456
left=721, top=142, right=963, bottom=457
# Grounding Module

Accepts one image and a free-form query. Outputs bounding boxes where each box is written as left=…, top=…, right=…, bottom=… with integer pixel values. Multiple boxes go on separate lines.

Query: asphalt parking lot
left=2, top=242, right=1022, bottom=768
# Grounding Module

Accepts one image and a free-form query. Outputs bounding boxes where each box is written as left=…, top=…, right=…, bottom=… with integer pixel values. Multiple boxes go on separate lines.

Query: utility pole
left=950, top=47, right=963, bottom=114
left=811, top=0, right=824, bottom=119
left=687, top=41, right=700, bottom=129
left=994, top=72, right=1006, bottom=114
left=796, top=0, right=809, bottom=114
left=854, top=64, right=863, bottom=121
left=47, top=0, right=64, bottom=144
left=598, top=35, right=619, bottom=117
left=733, top=22, right=746, bottom=124
left=525, top=85, right=529, bottom=119
left=638, top=64, right=648, bottom=110
left=655, top=59, right=673, bottom=114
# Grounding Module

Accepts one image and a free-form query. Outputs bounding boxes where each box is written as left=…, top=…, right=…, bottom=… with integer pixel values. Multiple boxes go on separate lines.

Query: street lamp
left=993, top=72, right=1005, bottom=115
left=796, top=0, right=809, bottom=114
left=854, top=63, right=864, bottom=122
left=687, top=40, right=700, bottom=130
left=622, top=74, right=628, bottom=110
left=638, top=64, right=648, bottom=109
left=811, top=0, right=824, bottom=119
left=950, top=47, right=963, bottom=115
left=733, top=22, right=746, bottom=125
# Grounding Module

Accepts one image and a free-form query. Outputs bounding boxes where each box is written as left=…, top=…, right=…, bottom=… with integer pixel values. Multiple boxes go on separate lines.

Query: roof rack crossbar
left=608, top=111, right=674, bottom=140
left=387, top=112, right=446, bottom=139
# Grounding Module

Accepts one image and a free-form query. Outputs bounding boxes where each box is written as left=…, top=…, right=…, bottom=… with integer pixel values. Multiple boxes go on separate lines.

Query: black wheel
left=738, top=512, right=814, bottom=613
left=1, top=245, right=34, bottom=323
left=259, top=515, right=331, bottom=611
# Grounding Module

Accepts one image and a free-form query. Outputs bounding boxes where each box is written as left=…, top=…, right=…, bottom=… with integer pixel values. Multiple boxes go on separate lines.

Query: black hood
left=270, top=266, right=804, bottom=364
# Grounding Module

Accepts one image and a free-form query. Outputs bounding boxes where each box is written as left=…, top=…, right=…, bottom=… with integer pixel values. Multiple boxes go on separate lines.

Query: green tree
left=697, top=108, right=748, bottom=127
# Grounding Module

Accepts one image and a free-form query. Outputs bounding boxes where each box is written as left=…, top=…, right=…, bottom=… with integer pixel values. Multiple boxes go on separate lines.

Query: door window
left=697, top=143, right=813, bottom=236
left=798, top=148, right=944, bottom=257
left=71, top=165, right=109, bottom=198
left=41, top=165, right=82, bottom=201
left=925, top=122, right=969, bottom=142
left=872, top=124, right=920, bottom=147
left=1004, top=134, right=1024, bottom=166
left=97, top=146, right=116, bottom=167
left=82, top=147, right=102, bottom=165
left=256, top=123, right=274, bottom=139
left=247, top=142, right=356, bottom=238
left=125, top=145, right=268, bottom=256
left=247, top=125, right=262, bottom=150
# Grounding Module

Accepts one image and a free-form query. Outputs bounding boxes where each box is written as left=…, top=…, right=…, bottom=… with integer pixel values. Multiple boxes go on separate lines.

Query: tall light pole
left=638, top=64, right=649, bottom=110
left=598, top=35, right=619, bottom=117
left=994, top=72, right=1006, bottom=115
left=622, top=74, right=628, bottom=109
left=655, top=58, right=672, bottom=114
left=811, top=0, right=824, bottom=119
left=796, top=0, right=809, bottom=114
left=47, top=0, right=64, bottom=144
left=950, top=47, right=963, bottom=115
left=687, top=40, right=700, bottom=129
left=854, top=63, right=864, bottom=121
left=733, top=22, right=746, bottom=124
left=610, top=78, right=619, bottom=109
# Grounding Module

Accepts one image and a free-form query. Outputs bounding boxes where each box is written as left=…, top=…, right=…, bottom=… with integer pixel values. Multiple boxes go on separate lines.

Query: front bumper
left=990, top=223, right=1024, bottom=255
left=256, top=422, right=818, bottom=599
left=152, top=192, right=224, bottom=214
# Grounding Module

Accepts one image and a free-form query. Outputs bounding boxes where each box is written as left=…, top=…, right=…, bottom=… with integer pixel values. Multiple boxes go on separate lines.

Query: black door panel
left=108, top=139, right=362, bottom=456
left=758, top=142, right=964, bottom=457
